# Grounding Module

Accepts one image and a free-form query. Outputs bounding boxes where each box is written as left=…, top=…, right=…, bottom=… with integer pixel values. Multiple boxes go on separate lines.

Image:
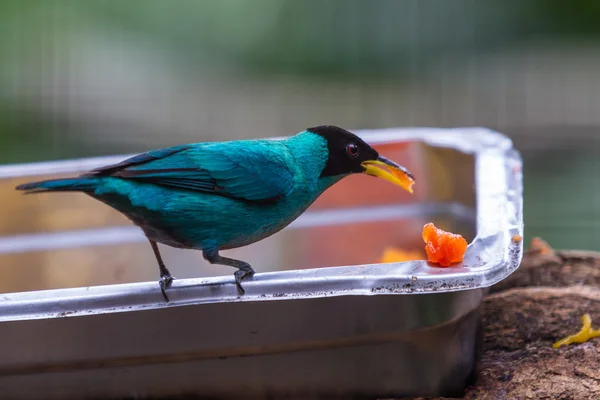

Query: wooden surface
left=410, top=238, right=600, bottom=400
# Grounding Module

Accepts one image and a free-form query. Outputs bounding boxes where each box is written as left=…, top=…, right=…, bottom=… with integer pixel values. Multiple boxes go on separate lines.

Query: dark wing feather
left=87, top=145, right=191, bottom=176
left=86, top=141, right=295, bottom=203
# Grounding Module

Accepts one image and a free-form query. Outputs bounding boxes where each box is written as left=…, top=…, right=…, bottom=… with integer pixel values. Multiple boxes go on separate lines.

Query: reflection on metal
left=0, top=202, right=475, bottom=255
left=0, top=127, right=523, bottom=399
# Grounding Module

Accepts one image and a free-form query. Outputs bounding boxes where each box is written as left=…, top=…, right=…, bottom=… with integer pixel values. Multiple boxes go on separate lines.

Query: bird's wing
left=86, top=141, right=296, bottom=203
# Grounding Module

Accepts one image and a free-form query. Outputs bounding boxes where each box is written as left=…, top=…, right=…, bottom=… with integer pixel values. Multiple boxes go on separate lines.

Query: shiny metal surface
left=0, top=127, right=523, bottom=399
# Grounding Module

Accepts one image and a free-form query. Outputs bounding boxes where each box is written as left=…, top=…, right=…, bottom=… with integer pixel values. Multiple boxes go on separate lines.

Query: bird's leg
left=202, top=249, right=255, bottom=294
left=149, top=239, right=174, bottom=302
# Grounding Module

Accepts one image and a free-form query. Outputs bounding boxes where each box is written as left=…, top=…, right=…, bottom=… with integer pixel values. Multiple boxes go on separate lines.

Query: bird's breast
left=216, top=192, right=316, bottom=249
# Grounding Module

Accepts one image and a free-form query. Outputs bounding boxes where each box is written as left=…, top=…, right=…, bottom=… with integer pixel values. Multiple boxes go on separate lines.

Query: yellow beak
left=361, top=156, right=415, bottom=193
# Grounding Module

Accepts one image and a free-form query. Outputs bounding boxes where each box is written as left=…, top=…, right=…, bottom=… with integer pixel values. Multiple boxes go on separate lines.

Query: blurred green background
left=2, top=0, right=600, bottom=250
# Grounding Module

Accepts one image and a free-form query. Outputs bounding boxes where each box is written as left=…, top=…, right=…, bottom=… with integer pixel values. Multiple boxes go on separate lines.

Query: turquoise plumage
left=16, top=126, right=415, bottom=300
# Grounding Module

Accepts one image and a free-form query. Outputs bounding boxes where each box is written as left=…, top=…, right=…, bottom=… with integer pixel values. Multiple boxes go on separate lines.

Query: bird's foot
left=159, top=273, right=175, bottom=302
left=234, top=267, right=255, bottom=294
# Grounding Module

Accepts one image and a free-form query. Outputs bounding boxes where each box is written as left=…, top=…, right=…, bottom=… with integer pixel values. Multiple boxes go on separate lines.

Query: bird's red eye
left=346, top=143, right=359, bottom=157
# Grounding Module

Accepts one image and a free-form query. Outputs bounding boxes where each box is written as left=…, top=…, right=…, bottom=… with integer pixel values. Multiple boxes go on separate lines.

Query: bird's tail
left=15, top=177, right=99, bottom=194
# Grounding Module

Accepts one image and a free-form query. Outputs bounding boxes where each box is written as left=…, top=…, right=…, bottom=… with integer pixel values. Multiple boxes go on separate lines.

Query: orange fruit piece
left=422, top=223, right=467, bottom=267
left=529, top=237, right=553, bottom=255
left=378, top=247, right=423, bottom=263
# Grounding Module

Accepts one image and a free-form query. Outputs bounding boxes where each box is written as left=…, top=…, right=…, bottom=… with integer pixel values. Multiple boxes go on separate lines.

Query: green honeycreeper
left=16, top=125, right=415, bottom=301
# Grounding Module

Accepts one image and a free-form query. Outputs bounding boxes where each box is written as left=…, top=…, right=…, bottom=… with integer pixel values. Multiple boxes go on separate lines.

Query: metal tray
left=0, top=127, right=523, bottom=399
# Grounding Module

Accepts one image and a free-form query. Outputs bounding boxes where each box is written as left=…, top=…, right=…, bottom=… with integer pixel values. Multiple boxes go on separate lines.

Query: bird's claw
left=234, top=268, right=255, bottom=294
left=159, top=273, right=175, bottom=302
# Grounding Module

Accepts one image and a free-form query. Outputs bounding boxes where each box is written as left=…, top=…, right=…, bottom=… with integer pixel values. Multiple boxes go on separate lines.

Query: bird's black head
left=307, top=125, right=415, bottom=193
left=308, top=125, right=378, bottom=177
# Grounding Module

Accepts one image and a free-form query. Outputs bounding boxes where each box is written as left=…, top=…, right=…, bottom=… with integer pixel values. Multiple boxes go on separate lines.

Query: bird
left=16, top=125, right=415, bottom=301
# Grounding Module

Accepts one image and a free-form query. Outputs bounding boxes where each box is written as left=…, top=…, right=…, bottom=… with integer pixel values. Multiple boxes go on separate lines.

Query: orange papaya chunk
left=378, top=248, right=423, bottom=263
left=422, top=222, right=467, bottom=267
